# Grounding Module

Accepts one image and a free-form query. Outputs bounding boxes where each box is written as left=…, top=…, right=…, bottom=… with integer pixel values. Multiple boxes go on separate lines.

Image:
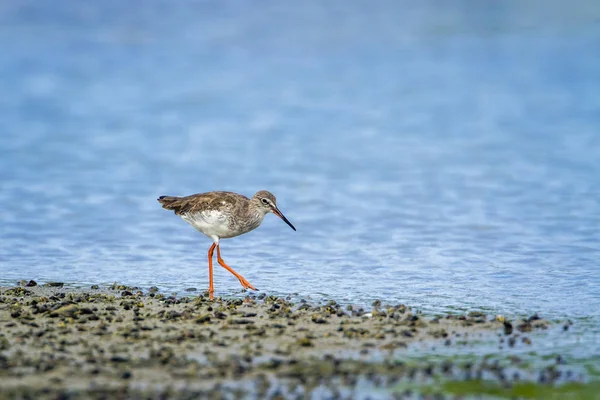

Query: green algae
left=436, top=379, right=600, bottom=399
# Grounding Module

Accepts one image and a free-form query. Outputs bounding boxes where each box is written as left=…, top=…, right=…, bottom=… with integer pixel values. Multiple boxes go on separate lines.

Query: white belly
left=182, top=210, right=233, bottom=242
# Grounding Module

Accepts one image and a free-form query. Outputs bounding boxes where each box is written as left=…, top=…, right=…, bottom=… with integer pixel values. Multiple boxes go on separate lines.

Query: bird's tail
left=157, top=196, right=180, bottom=210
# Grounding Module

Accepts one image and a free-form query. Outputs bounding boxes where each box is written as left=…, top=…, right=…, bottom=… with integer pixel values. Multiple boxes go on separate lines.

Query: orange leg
left=207, top=243, right=216, bottom=299
left=216, top=245, right=258, bottom=291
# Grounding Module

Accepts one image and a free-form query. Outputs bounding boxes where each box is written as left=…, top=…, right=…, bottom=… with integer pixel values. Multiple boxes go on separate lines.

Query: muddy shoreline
left=0, top=283, right=585, bottom=399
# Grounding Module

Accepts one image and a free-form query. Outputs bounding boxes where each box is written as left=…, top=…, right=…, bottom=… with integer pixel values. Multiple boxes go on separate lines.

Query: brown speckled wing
left=158, top=191, right=249, bottom=216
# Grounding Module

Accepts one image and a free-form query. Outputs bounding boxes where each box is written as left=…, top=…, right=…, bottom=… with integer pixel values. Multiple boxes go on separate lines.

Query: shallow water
left=1, top=0, right=599, bottom=356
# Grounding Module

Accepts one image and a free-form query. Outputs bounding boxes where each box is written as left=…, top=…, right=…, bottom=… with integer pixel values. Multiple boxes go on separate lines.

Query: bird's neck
left=243, top=204, right=267, bottom=231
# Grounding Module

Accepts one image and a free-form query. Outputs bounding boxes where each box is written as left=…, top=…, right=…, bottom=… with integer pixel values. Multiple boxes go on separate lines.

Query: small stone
left=297, top=337, right=312, bottom=347
left=265, top=358, right=283, bottom=369
left=517, top=321, right=532, bottom=333
left=468, top=311, right=486, bottom=319
left=311, top=314, right=327, bottom=324
left=528, top=314, right=541, bottom=322
left=50, top=304, right=79, bottom=318
left=429, top=329, right=448, bottom=338
left=195, top=314, right=211, bottom=324
left=25, top=280, right=38, bottom=287
left=228, top=319, right=253, bottom=325
left=44, top=282, right=64, bottom=288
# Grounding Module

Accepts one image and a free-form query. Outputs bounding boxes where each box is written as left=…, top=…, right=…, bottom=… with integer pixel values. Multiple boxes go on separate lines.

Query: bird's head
left=252, top=190, right=296, bottom=231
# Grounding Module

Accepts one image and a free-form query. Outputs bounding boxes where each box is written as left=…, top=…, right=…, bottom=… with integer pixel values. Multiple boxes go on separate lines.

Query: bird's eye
left=261, top=198, right=269, bottom=205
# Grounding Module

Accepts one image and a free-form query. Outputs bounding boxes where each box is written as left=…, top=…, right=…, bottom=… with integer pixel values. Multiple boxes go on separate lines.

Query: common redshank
left=158, top=190, right=296, bottom=299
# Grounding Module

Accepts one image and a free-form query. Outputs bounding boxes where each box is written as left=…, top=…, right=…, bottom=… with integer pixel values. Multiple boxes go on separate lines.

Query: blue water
left=1, top=0, right=599, bottom=351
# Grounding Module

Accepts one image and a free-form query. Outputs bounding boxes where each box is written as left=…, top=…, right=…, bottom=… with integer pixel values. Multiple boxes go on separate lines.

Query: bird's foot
left=239, top=278, right=257, bottom=291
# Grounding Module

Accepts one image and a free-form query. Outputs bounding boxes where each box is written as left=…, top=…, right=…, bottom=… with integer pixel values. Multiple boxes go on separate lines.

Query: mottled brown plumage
left=159, top=191, right=250, bottom=216
left=157, top=190, right=296, bottom=299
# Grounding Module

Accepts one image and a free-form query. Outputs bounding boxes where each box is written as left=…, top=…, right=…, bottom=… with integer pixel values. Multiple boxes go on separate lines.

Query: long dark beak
left=272, top=207, right=296, bottom=231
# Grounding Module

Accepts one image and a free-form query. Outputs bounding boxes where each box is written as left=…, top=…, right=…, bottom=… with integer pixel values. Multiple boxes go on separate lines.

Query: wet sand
left=0, top=283, right=581, bottom=399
